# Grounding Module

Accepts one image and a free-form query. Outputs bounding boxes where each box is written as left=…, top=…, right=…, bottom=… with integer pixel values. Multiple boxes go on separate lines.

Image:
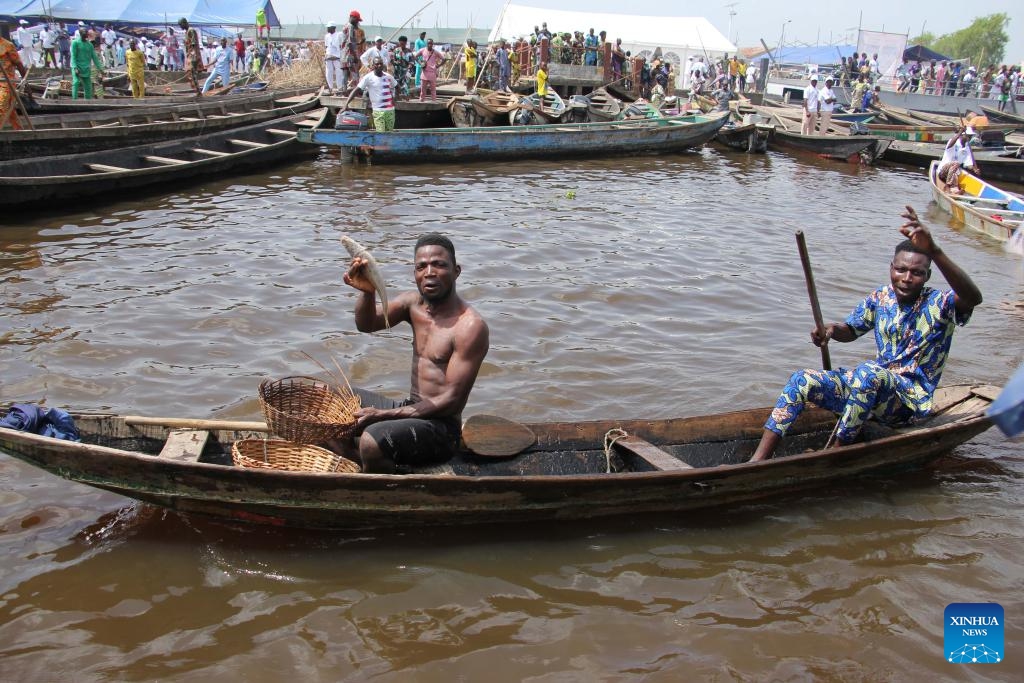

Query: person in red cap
left=340, top=10, right=365, bottom=92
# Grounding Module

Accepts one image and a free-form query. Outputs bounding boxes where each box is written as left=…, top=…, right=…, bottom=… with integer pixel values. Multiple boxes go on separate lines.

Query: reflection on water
left=1, top=148, right=1023, bottom=679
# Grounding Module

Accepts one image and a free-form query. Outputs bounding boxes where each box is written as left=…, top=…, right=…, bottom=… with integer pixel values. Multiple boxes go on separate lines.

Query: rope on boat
left=603, top=428, right=628, bottom=474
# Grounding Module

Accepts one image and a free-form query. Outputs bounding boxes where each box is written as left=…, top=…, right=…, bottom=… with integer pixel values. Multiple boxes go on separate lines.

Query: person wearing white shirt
left=15, top=20, right=36, bottom=68
left=868, top=53, right=879, bottom=83
left=818, top=77, right=837, bottom=135
left=324, top=22, right=343, bottom=94
left=101, top=25, right=116, bottom=68
left=802, top=75, right=820, bottom=135
left=202, top=38, right=232, bottom=93
left=360, top=36, right=390, bottom=69
left=937, top=127, right=979, bottom=193
left=39, top=24, right=57, bottom=68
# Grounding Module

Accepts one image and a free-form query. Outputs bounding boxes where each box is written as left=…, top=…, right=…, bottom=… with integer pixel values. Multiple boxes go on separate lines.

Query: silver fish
left=341, top=235, right=391, bottom=329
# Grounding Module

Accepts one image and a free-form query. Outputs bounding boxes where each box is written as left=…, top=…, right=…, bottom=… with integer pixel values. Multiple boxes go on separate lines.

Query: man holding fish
left=338, top=234, right=490, bottom=473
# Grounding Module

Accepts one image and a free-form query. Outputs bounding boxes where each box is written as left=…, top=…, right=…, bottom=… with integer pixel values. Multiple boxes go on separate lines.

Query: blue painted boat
left=297, top=111, right=730, bottom=162
left=988, top=364, right=1024, bottom=437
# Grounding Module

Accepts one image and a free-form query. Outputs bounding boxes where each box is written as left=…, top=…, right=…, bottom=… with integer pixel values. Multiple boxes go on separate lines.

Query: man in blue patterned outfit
left=749, top=206, right=982, bottom=462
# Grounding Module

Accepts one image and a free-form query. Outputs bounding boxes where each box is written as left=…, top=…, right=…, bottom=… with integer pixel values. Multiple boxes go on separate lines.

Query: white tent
left=489, top=4, right=736, bottom=88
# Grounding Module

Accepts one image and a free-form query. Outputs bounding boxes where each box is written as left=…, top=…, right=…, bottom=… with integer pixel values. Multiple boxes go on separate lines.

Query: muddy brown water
left=1, top=147, right=1022, bottom=680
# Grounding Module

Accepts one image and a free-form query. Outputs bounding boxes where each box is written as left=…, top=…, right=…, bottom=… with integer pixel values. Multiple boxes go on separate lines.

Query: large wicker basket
left=231, top=438, right=361, bottom=473
left=258, top=375, right=360, bottom=444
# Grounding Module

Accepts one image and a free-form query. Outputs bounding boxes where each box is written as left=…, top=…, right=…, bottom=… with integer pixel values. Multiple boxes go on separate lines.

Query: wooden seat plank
left=144, top=155, right=190, bottom=165
left=229, top=139, right=269, bottom=148
left=193, top=148, right=231, bottom=157
left=265, top=128, right=296, bottom=136
left=613, top=435, right=693, bottom=471
left=87, top=163, right=131, bottom=173
left=159, top=429, right=210, bottom=463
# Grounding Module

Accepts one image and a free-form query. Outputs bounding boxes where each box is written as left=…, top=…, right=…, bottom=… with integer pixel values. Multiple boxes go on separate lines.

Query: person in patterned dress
left=749, top=206, right=983, bottom=462
left=178, top=18, right=202, bottom=95
left=390, top=36, right=412, bottom=99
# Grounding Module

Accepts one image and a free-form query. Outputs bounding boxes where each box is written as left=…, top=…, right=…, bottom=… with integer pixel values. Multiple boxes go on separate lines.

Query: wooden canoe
left=0, top=384, right=996, bottom=530
left=0, top=108, right=327, bottom=210
left=586, top=87, right=622, bottom=123
left=511, top=91, right=567, bottom=124
left=300, top=111, right=729, bottom=163
left=883, top=141, right=1024, bottom=184
left=766, top=113, right=891, bottom=163
left=927, top=160, right=1023, bottom=243
left=0, top=94, right=319, bottom=160
left=715, top=121, right=772, bottom=153
left=470, top=91, right=520, bottom=125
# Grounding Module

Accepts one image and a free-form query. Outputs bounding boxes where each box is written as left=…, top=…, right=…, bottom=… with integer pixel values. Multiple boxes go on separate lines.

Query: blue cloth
left=1, top=403, right=81, bottom=441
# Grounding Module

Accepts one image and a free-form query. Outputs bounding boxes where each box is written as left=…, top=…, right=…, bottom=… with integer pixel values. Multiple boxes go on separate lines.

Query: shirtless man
left=341, top=234, right=490, bottom=473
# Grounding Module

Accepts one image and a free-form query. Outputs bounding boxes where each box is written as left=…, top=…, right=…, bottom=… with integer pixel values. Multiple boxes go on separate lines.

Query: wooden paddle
left=795, top=231, right=832, bottom=371
left=461, top=414, right=536, bottom=457
left=126, top=413, right=537, bottom=458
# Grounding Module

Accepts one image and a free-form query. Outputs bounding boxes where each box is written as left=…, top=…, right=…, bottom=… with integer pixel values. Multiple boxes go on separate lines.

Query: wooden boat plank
left=87, top=163, right=130, bottom=173
left=192, top=149, right=231, bottom=157
left=613, top=435, right=694, bottom=471
left=265, top=129, right=297, bottom=136
left=229, top=139, right=270, bottom=148
left=160, top=429, right=210, bottom=463
left=144, top=155, right=190, bottom=166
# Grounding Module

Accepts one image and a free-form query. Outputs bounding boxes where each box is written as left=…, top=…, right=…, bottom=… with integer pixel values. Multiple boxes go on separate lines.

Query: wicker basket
left=258, top=375, right=360, bottom=444
left=231, top=438, right=361, bottom=473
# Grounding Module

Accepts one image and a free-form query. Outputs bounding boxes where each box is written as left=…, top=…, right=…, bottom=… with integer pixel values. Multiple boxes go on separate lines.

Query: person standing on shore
left=340, top=11, right=364, bottom=93
left=323, top=22, right=342, bottom=94
left=417, top=38, right=443, bottom=102
left=178, top=18, right=202, bottom=95
left=414, top=31, right=427, bottom=87
left=126, top=39, right=145, bottom=98
left=343, top=56, right=397, bottom=132
left=801, top=75, right=820, bottom=135
left=71, top=29, right=103, bottom=100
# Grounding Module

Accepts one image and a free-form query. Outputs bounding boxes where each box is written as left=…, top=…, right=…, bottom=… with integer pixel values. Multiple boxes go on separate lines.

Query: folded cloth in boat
left=1, top=404, right=80, bottom=441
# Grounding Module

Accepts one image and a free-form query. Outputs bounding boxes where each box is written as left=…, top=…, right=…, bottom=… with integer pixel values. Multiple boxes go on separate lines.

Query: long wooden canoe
left=0, top=94, right=318, bottom=160
left=766, top=113, right=890, bottom=163
left=0, top=385, right=996, bottom=530
left=0, top=108, right=326, bottom=210
left=299, top=110, right=729, bottom=163
left=884, top=141, right=1024, bottom=184
left=470, top=91, right=520, bottom=125
left=980, top=106, right=1024, bottom=127
left=927, top=160, right=1023, bottom=243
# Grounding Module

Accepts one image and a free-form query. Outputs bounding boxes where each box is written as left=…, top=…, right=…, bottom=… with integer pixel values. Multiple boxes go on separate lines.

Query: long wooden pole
left=383, top=0, right=433, bottom=45
left=795, top=230, right=831, bottom=371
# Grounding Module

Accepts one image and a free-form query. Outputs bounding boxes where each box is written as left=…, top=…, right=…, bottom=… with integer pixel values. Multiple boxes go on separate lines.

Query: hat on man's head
left=964, top=126, right=976, bottom=135
left=326, top=21, right=336, bottom=28
left=19, top=19, right=27, bottom=24
left=809, top=75, right=818, bottom=81
left=825, top=77, right=834, bottom=83
left=374, top=35, right=383, bottom=42
left=349, top=10, right=362, bottom=21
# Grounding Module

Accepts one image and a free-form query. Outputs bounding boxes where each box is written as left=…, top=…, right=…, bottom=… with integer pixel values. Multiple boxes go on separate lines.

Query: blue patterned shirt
left=845, top=285, right=970, bottom=409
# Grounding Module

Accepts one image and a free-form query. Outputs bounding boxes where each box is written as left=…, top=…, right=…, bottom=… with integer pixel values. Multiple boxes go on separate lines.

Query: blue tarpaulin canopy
left=750, top=44, right=857, bottom=66
left=903, top=44, right=951, bottom=62
left=0, top=0, right=279, bottom=26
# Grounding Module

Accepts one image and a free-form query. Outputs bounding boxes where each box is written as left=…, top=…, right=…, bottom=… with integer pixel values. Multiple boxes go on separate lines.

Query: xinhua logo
left=944, top=603, right=1004, bottom=664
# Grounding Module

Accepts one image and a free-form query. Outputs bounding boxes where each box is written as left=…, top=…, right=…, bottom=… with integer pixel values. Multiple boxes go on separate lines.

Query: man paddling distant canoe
left=337, top=234, right=489, bottom=473
left=749, top=206, right=982, bottom=462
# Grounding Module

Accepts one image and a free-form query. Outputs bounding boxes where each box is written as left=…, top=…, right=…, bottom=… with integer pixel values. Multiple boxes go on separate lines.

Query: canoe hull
left=0, top=385, right=996, bottom=530
left=0, top=109, right=326, bottom=210
left=928, top=160, right=1024, bottom=242
left=884, top=141, right=1024, bottom=185
left=770, top=128, right=889, bottom=162
left=299, top=111, right=730, bottom=162
left=715, top=123, right=771, bottom=153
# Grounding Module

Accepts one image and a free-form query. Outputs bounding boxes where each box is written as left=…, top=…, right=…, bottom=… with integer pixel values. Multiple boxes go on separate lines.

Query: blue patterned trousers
left=765, top=362, right=919, bottom=444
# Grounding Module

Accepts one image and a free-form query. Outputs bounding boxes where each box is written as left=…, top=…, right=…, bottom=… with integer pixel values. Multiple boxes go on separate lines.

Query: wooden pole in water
left=795, top=230, right=831, bottom=371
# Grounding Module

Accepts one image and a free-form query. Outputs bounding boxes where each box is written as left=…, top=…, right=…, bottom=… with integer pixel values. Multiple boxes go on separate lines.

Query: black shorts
left=355, top=388, right=461, bottom=468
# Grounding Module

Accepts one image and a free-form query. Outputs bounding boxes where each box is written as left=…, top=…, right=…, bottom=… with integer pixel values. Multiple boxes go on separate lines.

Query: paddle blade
left=462, top=414, right=536, bottom=457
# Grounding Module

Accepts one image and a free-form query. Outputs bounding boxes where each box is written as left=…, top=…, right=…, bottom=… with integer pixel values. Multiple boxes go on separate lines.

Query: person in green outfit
left=71, top=29, right=103, bottom=99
